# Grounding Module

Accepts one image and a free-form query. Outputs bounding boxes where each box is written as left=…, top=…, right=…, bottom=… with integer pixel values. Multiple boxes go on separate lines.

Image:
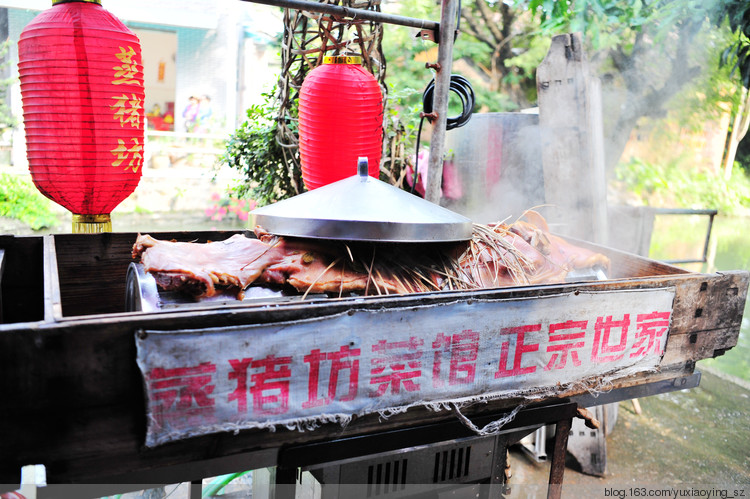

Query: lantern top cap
left=52, top=0, right=102, bottom=5
left=323, top=55, right=362, bottom=65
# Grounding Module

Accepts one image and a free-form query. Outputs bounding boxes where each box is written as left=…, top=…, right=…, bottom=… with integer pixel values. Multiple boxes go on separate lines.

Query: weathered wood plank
left=536, top=32, right=608, bottom=243
left=661, top=328, right=740, bottom=367
left=0, top=235, right=45, bottom=324
left=53, top=231, right=241, bottom=317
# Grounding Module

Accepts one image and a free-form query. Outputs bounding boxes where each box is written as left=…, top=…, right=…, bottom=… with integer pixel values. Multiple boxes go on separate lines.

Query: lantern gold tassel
left=72, top=214, right=112, bottom=234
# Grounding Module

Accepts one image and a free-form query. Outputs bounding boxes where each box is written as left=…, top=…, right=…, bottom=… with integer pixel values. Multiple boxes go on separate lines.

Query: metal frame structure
left=652, top=208, right=718, bottom=265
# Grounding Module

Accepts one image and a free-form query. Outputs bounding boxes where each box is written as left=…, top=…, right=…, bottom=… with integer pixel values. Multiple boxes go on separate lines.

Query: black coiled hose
left=411, top=74, right=475, bottom=194
left=421, top=74, right=475, bottom=130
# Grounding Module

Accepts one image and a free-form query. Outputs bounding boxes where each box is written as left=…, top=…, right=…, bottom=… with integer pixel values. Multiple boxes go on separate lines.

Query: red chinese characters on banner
left=303, top=345, right=361, bottom=408
left=591, top=314, right=631, bottom=363
left=147, top=362, right=217, bottom=428
left=432, top=329, right=480, bottom=388
left=544, top=320, right=587, bottom=371
left=228, top=355, right=292, bottom=416
left=144, top=306, right=672, bottom=430
left=495, top=324, right=541, bottom=378
left=370, top=337, right=424, bottom=397
left=631, top=311, right=671, bottom=358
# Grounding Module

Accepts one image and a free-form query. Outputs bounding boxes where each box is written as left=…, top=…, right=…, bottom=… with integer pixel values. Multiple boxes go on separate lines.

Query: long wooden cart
left=0, top=231, right=746, bottom=498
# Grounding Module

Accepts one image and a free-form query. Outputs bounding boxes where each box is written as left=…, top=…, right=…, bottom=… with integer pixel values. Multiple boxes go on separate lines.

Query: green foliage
left=381, top=83, right=424, bottom=187
left=614, top=157, right=750, bottom=214
left=526, top=0, right=702, bottom=48
left=0, top=174, right=58, bottom=230
left=382, top=0, right=521, bottom=112
left=525, top=0, right=750, bottom=89
left=716, top=0, right=750, bottom=88
left=380, top=3, right=440, bottom=111
left=220, top=87, right=302, bottom=207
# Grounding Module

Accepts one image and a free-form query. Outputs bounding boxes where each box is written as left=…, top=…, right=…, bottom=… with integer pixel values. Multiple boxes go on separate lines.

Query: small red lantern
left=298, top=56, right=383, bottom=190
left=18, top=0, right=145, bottom=233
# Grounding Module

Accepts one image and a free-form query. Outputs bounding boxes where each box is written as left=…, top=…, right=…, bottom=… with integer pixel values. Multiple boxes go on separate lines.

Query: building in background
left=1, top=0, right=281, bottom=170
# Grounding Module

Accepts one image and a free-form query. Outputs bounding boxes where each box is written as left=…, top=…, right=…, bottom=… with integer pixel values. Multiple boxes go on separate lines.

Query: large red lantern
left=18, top=0, right=145, bottom=233
left=298, top=56, right=383, bottom=190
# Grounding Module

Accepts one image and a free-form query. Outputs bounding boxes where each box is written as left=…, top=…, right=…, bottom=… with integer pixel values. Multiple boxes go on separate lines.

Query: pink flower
left=210, top=192, right=221, bottom=201
left=238, top=211, right=249, bottom=221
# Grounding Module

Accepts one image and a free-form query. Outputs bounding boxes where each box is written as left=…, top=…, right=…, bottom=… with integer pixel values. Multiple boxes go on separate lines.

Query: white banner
left=136, top=288, right=675, bottom=446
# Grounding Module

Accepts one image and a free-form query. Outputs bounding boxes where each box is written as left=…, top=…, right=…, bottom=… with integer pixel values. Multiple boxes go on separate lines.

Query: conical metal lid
left=250, top=158, right=473, bottom=242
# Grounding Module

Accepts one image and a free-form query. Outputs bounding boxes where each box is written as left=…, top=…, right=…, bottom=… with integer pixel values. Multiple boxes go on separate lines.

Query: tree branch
left=474, top=0, right=505, bottom=45
left=460, top=12, right=497, bottom=50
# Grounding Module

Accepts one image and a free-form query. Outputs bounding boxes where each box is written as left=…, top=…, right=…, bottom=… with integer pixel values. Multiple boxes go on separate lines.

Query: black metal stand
left=272, top=401, right=578, bottom=499
left=268, top=373, right=702, bottom=499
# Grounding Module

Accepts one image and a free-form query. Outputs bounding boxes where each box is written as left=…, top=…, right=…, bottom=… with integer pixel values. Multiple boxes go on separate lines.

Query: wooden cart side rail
left=0, top=249, right=4, bottom=323
left=0, top=362, right=701, bottom=486
left=43, top=235, right=62, bottom=322
left=29, top=267, right=750, bottom=336
left=2, top=269, right=743, bottom=415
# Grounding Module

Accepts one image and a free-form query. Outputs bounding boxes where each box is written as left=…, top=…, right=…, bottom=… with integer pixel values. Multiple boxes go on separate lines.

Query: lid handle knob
left=357, top=157, right=369, bottom=181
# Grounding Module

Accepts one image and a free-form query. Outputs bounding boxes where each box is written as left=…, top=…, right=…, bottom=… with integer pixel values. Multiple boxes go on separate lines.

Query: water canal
left=650, top=214, right=750, bottom=383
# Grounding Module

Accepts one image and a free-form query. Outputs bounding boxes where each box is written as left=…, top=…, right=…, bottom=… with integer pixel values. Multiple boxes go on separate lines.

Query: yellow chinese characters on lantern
left=110, top=93, right=142, bottom=128
left=113, top=46, right=141, bottom=85
left=110, top=45, right=143, bottom=173
left=111, top=138, right=143, bottom=173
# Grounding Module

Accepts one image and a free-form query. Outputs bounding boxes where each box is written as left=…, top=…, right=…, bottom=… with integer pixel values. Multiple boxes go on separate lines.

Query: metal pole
left=424, top=0, right=458, bottom=204
left=241, top=0, right=439, bottom=32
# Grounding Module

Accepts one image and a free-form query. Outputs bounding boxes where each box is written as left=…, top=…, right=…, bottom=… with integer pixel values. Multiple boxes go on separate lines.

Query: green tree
left=382, top=0, right=531, bottom=112
left=715, top=0, right=750, bottom=177
left=457, top=0, right=545, bottom=107
left=221, top=88, right=302, bottom=207
left=524, top=0, right=750, bottom=174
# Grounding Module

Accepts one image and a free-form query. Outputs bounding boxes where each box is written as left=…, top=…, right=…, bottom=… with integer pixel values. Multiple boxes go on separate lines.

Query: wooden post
left=536, top=33, right=608, bottom=243
left=0, top=249, right=4, bottom=323
left=547, top=417, right=572, bottom=499
left=425, top=0, right=458, bottom=204
left=187, top=479, right=202, bottom=499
